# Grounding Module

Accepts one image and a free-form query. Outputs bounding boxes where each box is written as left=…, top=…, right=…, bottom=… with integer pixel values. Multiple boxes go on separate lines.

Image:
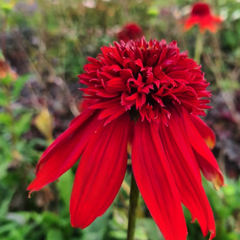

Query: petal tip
left=190, top=217, right=196, bottom=224
left=209, top=230, right=216, bottom=240
left=205, top=136, right=215, bottom=149
left=28, top=190, right=33, bottom=198
left=212, top=172, right=224, bottom=191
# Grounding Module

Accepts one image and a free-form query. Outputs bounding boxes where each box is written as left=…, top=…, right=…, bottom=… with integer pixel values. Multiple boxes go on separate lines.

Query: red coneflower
left=28, top=38, right=224, bottom=240
left=183, top=2, right=223, bottom=33
left=117, top=23, right=143, bottom=42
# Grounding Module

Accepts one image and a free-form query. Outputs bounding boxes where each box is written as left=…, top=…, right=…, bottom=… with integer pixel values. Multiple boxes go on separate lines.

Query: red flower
left=0, top=59, right=17, bottom=80
left=117, top=23, right=143, bottom=42
left=183, top=2, right=223, bottom=33
left=28, top=38, right=224, bottom=240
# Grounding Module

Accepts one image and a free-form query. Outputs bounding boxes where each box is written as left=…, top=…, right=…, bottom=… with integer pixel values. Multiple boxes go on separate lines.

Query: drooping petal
left=27, top=110, right=102, bottom=192
left=183, top=109, right=224, bottom=190
left=183, top=16, right=199, bottom=31
left=39, top=109, right=93, bottom=164
left=187, top=113, right=216, bottom=149
left=132, top=119, right=187, bottom=240
left=159, top=110, right=215, bottom=239
left=70, top=113, right=131, bottom=228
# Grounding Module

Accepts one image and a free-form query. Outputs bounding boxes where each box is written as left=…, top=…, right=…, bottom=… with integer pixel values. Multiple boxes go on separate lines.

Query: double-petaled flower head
left=28, top=38, right=224, bottom=240
left=117, top=23, right=143, bottom=42
left=183, top=2, right=223, bottom=33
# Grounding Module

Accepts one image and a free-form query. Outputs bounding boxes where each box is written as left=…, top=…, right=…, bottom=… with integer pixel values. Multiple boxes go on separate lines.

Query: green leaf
left=223, top=185, right=236, bottom=196
left=134, top=227, right=148, bottom=240
left=0, top=137, right=12, bottom=161
left=0, top=90, right=8, bottom=106
left=0, top=112, right=12, bottom=126
left=14, top=112, right=33, bottom=137
left=57, top=169, right=74, bottom=209
left=0, top=162, right=9, bottom=180
left=41, top=211, right=67, bottom=230
left=0, top=188, right=15, bottom=216
left=219, top=79, right=240, bottom=91
left=82, top=208, right=111, bottom=240
left=0, top=2, right=14, bottom=13
left=147, top=7, right=159, bottom=17
left=12, top=74, right=31, bottom=100
left=46, top=228, right=64, bottom=240
left=0, top=222, right=17, bottom=236
left=137, top=219, right=163, bottom=240
left=0, top=75, right=13, bottom=86
left=109, top=230, right=126, bottom=239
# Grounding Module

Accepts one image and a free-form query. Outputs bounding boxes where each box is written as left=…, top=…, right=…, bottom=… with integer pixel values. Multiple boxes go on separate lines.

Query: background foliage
left=1, top=0, right=240, bottom=239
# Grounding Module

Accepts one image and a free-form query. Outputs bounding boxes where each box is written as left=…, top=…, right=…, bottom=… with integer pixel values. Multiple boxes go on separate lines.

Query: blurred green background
left=1, top=0, right=240, bottom=239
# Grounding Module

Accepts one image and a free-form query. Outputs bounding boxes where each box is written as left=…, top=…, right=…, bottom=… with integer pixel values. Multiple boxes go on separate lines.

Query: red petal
left=183, top=16, right=198, bottom=31
left=187, top=112, right=216, bottom=149
left=159, top=112, right=215, bottom=239
left=90, top=98, right=121, bottom=109
left=103, top=107, right=126, bottom=126
left=132, top=120, right=187, bottom=240
left=27, top=110, right=102, bottom=192
left=183, top=109, right=224, bottom=190
left=106, top=77, right=127, bottom=92
left=70, top=113, right=131, bottom=228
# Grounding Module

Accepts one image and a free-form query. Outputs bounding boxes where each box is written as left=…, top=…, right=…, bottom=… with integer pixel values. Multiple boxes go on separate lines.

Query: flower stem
left=127, top=171, right=139, bottom=240
left=1, top=13, right=9, bottom=58
left=194, top=31, right=203, bottom=64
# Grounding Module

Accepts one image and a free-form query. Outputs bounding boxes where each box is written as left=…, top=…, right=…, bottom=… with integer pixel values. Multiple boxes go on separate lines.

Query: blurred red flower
left=28, top=38, right=224, bottom=240
left=0, top=59, right=17, bottom=80
left=117, top=23, right=143, bottom=42
left=183, top=2, right=223, bottom=33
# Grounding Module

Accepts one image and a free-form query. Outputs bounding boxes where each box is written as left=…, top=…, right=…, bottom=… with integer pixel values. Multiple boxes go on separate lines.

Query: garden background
left=1, top=0, right=240, bottom=239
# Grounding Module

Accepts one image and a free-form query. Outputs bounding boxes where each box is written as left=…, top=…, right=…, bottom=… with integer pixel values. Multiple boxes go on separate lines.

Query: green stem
left=4, top=87, right=17, bottom=151
left=194, top=32, right=203, bottom=64
left=127, top=171, right=139, bottom=240
left=1, top=13, right=8, bottom=57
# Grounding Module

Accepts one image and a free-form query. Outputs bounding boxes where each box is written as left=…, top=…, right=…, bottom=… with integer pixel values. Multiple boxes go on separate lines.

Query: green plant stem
left=194, top=31, right=203, bottom=64
left=127, top=171, right=139, bottom=240
left=1, top=13, right=8, bottom=57
left=4, top=87, right=17, bottom=151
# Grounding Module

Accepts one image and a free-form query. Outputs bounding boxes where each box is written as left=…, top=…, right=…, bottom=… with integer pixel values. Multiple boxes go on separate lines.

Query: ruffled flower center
left=191, top=3, right=211, bottom=17
left=79, top=38, right=211, bottom=124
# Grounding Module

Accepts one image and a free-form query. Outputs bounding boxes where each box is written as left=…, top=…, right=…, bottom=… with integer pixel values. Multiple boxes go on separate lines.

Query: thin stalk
left=127, top=171, right=139, bottom=240
left=4, top=86, right=17, bottom=151
left=1, top=13, right=8, bottom=57
left=194, top=31, right=203, bottom=64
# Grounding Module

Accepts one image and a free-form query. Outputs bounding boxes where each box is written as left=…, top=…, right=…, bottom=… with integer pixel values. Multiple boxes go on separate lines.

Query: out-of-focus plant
left=182, top=2, right=223, bottom=34
left=6, top=0, right=153, bottom=82
left=0, top=57, right=31, bottom=165
left=181, top=2, right=223, bottom=63
left=117, top=23, right=143, bottom=42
